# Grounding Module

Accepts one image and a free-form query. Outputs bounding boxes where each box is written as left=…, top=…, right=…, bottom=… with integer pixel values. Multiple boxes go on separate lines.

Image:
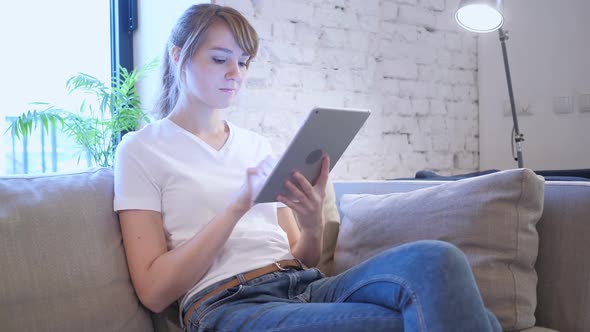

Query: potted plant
left=7, top=58, right=158, bottom=168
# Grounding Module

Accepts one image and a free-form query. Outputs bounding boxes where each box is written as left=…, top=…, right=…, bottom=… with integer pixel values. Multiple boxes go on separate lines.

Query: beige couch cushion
left=334, top=168, right=545, bottom=331
left=0, top=168, right=153, bottom=332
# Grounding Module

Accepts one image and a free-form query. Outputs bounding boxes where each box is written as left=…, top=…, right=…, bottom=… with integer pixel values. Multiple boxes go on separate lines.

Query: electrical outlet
left=553, top=96, right=574, bottom=114
left=578, top=93, right=590, bottom=113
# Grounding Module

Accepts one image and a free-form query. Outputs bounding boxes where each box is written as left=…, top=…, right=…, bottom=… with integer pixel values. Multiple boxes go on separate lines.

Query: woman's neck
left=167, top=96, right=226, bottom=137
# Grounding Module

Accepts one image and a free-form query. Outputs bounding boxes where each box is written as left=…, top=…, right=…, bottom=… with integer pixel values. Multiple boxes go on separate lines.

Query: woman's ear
left=170, top=46, right=181, bottom=65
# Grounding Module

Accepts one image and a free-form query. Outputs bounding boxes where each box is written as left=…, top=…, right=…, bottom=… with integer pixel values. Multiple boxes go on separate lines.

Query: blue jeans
left=183, top=240, right=501, bottom=332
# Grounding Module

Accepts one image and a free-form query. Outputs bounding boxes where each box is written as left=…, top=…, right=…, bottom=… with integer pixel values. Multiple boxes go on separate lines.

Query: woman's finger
left=292, top=171, right=315, bottom=199
left=284, top=180, right=312, bottom=209
left=315, top=155, right=330, bottom=190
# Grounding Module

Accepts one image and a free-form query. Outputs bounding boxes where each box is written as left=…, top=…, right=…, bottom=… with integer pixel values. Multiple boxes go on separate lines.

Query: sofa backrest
left=331, top=179, right=590, bottom=332
left=0, top=168, right=154, bottom=332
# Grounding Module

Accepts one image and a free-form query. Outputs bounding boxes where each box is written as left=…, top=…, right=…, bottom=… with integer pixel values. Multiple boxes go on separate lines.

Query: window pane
left=0, top=1, right=111, bottom=175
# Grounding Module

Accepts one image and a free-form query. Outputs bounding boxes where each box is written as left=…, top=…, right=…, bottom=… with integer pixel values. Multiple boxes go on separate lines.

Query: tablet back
left=255, top=107, right=371, bottom=203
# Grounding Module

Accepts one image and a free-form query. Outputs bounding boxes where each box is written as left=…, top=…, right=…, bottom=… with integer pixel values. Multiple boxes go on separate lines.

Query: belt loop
left=236, top=273, right=247, bottom=285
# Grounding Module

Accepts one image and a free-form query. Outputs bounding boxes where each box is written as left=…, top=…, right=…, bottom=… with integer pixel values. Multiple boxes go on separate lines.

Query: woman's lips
left=220, top=88, right=236, bottom=95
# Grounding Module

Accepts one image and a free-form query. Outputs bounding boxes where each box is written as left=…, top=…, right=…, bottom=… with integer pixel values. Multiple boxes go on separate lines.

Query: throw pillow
left=333, top=168, right=545, bottom=331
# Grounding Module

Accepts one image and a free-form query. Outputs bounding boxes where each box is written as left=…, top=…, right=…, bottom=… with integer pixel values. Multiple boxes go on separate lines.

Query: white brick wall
left=216, top=0, right=478, bottom=179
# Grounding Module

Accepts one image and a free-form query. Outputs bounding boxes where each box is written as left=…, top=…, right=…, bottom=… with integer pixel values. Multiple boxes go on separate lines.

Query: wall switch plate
left=578, top=93, right=590, bottom=113
left=553, top=96, right=574, bottom=114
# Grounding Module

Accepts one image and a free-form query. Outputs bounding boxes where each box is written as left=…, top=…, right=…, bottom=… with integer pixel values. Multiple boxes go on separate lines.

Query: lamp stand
left=498, top=28, right=524, bottom=168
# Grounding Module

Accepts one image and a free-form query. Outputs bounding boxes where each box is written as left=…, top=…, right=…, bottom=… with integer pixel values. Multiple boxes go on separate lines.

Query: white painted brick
left=216, top=0, right=254, bottom=16
left=429, top=99, right=447, bottom=115
left=434, top=83, right=455, bottom=101
left=401, top=152, right=428, bottom=172
left=382, top=112, right=417, bottom=133
left=390, top=0, right=419, bottom=6
left=273, top=66, right=305, bottom=88
left=418, top=115, right=447, bottom=134
left=325, top=68, right=355, bottom=91
left=349, top=31, right=371, bottom=52
left=294, top=23, right=322, bottom=47
left=237, top=89, right=297, bottom=112
left=412, top=98, right=430, bottom=116
left=452, top=84, right=478, bottom=102
left=418, top=64, right=445, bottom=82
left=431, top=133, right=452, bottom=152
left=398, top=6, right=436, bottom=27
left=427, top=151, right=454, bottom=169
left=272, top=22, right=296, bottom=41
left=449, top=68, right=476, bottom=85
left=381, top=59, right=418, bottom=80
left=420, top=0, right=445, bottom=12
left=447, top=101, right=478, bottom=119
left=444, top=32, right=463, bottom=51
left=256, top=0, right=315, bottom=24
left=453, top=151, right=478, bottom=169
left=294, top=90, right=347, bottom=112
left=437, top=49, right=454, bottom=66
left=319, top=27, right=349, bottom=48
left=382, top=133, right=412, bottom=155
left=462, top=33, right=478, bottom=53
left=418, top=29, right=445, bottom=49
left=411, top=44, right=438, bottom=65
left=451, top=51, right=477, bottom=70
left=358, top=15, right=380, bottom=33
left=380, top=1, right=400, bottom=21
left=250, top=19, right=272, bottom=40
left=224, top=0, right=480, bottom=180
left=383, top=96, right=413, bottom=117
left=398, top=80, right=438, bottom=99
left=381, top=22, right=422, bottom=43
left=316, top=49, right=368, bottom=69
left=351, top=69, right=374, bottom=92
left=433, top=10, right=463, bottom=32
left=302, top=69, right=328, bottom=90
left=244, top=63, right=273, bottom=89
left=349, top=0, right=381, bottom=16
left=314, top=6, right=358, bottom=29
left=267, top=42, right=316, bottom=65
left=408, top=131, right=430, bottom=152
left=465, top=135, right=479, bottom=152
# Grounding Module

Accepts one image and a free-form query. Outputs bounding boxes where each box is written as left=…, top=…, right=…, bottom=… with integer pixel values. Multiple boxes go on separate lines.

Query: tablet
left=254, top=106, right=371, bottom=203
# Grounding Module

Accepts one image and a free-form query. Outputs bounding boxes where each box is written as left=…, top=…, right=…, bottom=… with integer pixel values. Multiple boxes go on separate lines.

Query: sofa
left=1, top=167, right=588, bottom=332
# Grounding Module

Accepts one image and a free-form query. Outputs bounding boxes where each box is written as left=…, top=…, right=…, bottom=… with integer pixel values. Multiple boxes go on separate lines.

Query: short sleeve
left=113, top=135, right=161, bottom=212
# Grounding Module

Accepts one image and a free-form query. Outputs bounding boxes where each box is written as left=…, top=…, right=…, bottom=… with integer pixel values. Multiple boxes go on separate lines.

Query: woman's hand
left=277, top=156, right=330, bottom=232
left=228, top=156, right=275, bottom=215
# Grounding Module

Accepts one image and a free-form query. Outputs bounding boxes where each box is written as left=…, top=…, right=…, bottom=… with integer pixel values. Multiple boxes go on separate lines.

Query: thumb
left=316, top=155, right=330, bottom=189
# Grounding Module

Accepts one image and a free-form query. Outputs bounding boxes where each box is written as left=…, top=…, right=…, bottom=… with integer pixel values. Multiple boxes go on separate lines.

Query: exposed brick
left=213, top=0, right=480, bottom=180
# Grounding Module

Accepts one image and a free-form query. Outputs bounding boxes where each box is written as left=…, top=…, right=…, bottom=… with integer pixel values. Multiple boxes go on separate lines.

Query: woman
left=114, top=4, right=501, bottom=332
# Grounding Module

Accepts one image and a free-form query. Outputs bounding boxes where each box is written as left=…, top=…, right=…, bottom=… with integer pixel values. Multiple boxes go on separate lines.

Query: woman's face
left=182, top=21, right=250, bottom=109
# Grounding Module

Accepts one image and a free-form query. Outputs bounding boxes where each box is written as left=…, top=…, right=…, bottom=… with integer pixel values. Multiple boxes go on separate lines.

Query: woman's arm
left=119, top=166, right=261, bottom=313
left=119, top=204, right=245, bottom=313
left=278, top=208, right=323, bottom=267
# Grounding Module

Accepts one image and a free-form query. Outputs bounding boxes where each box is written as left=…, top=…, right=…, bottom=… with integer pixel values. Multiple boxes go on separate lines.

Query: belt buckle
left=274, top=261, right=289, bottom=271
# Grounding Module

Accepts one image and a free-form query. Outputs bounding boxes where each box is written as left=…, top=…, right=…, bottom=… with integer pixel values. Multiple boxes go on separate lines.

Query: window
left=0, top=0, right=136, bottom=175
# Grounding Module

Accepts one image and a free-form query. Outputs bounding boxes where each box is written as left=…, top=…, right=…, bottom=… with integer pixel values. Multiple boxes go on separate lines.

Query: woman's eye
left=213, top=58, right=226, bottom=64
left=239, top=62, right=248, bottom=68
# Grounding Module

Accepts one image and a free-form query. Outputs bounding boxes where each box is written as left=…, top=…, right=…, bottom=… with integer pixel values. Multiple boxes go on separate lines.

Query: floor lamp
left=455, top=0, right=524, bottom=168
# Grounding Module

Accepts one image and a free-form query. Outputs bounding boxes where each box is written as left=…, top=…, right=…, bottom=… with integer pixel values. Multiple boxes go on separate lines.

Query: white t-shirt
left=113, top=117, right=293, bottom=311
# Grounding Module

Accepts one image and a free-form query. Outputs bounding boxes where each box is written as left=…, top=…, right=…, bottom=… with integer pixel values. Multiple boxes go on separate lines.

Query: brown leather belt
left=183, top=259, right=304, bottom=326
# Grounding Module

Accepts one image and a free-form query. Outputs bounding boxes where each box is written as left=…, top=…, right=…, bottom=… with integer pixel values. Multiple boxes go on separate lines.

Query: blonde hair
left=153, top=4, right=259, bottom=119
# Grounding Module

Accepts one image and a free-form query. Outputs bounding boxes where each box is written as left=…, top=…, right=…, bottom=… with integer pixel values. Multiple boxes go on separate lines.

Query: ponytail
left=153, top=45, right=179, bottom=119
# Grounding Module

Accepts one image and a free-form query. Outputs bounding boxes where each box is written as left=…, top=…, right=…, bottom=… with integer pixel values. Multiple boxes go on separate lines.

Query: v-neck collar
left=163, top=117, right=234, bottom=158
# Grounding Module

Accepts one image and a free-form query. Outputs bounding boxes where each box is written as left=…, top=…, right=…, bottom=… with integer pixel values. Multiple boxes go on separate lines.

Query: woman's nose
left=225, top=61, right=241, bottom=81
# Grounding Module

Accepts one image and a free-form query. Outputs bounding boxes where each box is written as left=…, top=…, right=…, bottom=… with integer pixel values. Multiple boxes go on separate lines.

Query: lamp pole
left=498, top=28, right=524, bottom=168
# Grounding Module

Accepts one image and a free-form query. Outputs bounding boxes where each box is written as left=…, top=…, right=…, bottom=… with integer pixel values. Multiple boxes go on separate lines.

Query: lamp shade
left=455, top=0, right=504, bottom=33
